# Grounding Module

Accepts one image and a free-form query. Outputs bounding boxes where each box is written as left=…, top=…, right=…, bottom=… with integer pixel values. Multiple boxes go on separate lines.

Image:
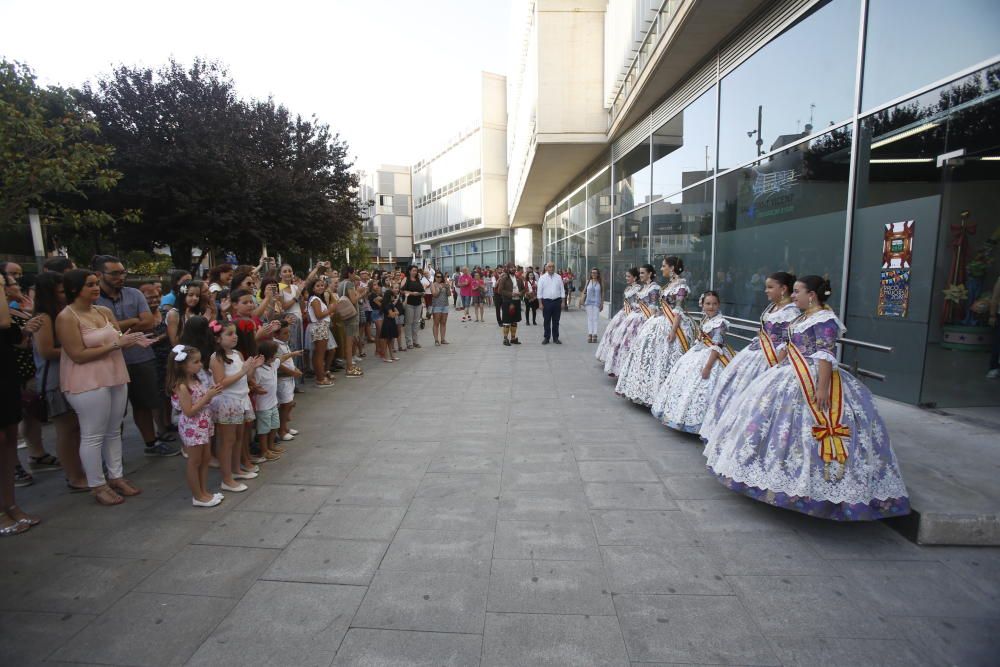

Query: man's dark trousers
left=542, top=298, right=562, bottom=341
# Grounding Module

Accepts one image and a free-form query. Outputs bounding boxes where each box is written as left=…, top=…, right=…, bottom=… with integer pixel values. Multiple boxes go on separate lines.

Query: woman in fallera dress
left=616, top=256, right=696, bottom=406
left=595, top=267, right=640, bottom=367
left=603, top=268, right=653, bottom=377
left=699, top=272, right=800, bottom=442
left=703, top=275, right=910, bottom=521
left=651, top=290, right=730, bottom=433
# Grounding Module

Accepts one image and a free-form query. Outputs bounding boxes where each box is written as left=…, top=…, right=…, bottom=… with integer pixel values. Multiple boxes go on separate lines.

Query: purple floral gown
left=651, top=313, right=730, bottom=433
left=703, top=309, right=910, bottom=521
left=616, top=278, right=696, bottom=406
left=603, top=282, right=657, bottom=376
left=700, top=302, right=799, bottom=442
left=596, top=282, right=641, bottom=365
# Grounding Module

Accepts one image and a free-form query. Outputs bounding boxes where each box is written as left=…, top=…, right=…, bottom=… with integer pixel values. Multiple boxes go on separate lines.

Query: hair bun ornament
left=179, top=284, right=188, bottom=294
left=171, top=344, right=188, bottom=361
left=237, top=319, right=256, bottom=333
left=824, top=289, right=832, bottom=296
left=208, top=320, right=223, bottom=333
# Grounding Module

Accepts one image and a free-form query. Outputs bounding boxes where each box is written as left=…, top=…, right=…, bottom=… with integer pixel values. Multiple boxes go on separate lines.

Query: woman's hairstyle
left=258, top=277, right=279, bottom=302
left=797, top=275, right=833, bottom=304
left=589, top=268, right=603, bottom=287
left=176, top=280, right=208, bottom=320
left=664, top=256, right=684, bottom=274
left=168, top=269, right=191, bottom=298
left=434, top=272, right=444, bottom=281
left=63, top=269, right=98, bottom=303
left=165, top=345, right=201, bottom=392
left=303, top=277, right=327, bottom=298
left=768, top=271, right=797, bottom=294
left=257, top=339, right=278, bottom=361
left=211, top=320, right=238, bottom=364
left=42, top=256, right=74, bottom=273
left=207, top=264, right=233, bottom=285
left=33, top=271, right=65, bottom=322
left=178, top=315, right=214, bottom=370
left=230, top=269, right=254, bottom=292
left=699, top=290, right=721, bottom=308
left=640, top=264, right=655, bottom=277
left=626, top=267, right=640, bottom=280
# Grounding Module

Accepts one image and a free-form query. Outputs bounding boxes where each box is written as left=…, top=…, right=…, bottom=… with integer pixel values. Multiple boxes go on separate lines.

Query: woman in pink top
left=457, top=267, right=474, bottom=322
left=56, top=270, right=153, bottom=506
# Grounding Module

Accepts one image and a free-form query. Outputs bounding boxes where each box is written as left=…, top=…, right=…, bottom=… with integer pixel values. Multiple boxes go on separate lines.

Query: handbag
left=334, top=296, right=357, bottom=320
left=22, top=360, right=50, bottom=422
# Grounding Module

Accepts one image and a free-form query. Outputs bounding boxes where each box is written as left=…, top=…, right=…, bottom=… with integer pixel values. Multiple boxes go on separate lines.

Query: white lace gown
left=699, top=302, right=800, bottom=442
left=651, top=314, right=730, bottom=434
left=604, top=283, right=658, bottom=376
left=703, top=309, right=910, bottom=521
left=615, top=279, right=696, bottom=406
left=595, top=283, right=641, bottom=364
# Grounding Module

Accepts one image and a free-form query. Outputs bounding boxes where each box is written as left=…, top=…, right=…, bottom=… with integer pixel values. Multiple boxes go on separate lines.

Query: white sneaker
left=281, top=433, right=295, bottom=441
left=289, top=429, right=299, bottom=436
left=233, top=471, right=258, bottom=480
left=220, top=482, right=248, bottom=492
left=987, top=368, right=1000, bottom=379
left=193, top=495, right=223, bottom=507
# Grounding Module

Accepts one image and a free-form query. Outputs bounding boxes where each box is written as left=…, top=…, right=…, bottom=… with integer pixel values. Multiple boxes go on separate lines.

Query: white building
left=412, top=72, right=510, bottom=273
left=358, top=165, right=414, bottom=267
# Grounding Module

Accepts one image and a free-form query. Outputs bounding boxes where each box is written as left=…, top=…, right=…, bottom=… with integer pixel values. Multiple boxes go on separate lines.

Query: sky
left=0, top=0, right=511, bottom=170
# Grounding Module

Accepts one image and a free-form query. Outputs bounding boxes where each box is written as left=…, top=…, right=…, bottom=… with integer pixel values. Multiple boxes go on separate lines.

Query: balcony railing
left=610, top=0, right=682, bottom=121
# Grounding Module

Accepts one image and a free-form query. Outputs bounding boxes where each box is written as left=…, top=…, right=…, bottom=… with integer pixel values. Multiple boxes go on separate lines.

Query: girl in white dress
left=595, top=267, right=640, bottom=368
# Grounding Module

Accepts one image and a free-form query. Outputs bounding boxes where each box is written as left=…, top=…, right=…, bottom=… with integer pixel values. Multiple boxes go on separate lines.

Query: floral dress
left=651, top=313, right=730, bottom=433
left=171, top=378, right=215, bottom=447
left=615, top=278, right=696, bottom=406
left=703, top=309, right=910, bottom=521
left=700, top=302, right=800, bottom=442
left=595, top=282, right=641, bottom=370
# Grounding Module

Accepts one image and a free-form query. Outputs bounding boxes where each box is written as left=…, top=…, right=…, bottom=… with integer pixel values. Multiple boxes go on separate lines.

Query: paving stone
left=643, top=448, right=711, bottom=476
left=300, top=505, right=405, bottom=541
left=416, top=473, right=501, bottom=498
left=770, top=636, right=931, bottom=667
left=238, top=483, right=333, bottom=514
left=354, top=456, right=431, bottom=479
left=678, top=498, right=800, bottom=533
left=482, top=612, right=628, bottom=666
left=590, top=509, right=699, bottom=547
left=614, top=594, right=779, bottom=665
left=601, top=545, right=731, bottom=595
left=494, top=520, right=600, bottom=561
left=0, top=555, right=160, bottom=614
left=662, top=473, right=737, bottom=500
left=498, top=490, right=592, bottom=523
left=727, top=575, right=898, bottom=638
left=504, top=451, right=574, bottom=465
left=427, top=453, right=502, bottom=474
left=326, top=476, right=421, bottom=506
left=487, top=559, right=615, bottom=614
left=401, top=495, right=499, bottom=531
left=263, top=537, right=387, bottom=585
left=353, top=570, right=487, bottom=634
left=573, top=444, right=646, bottom=460
left=938, top=546, right=1000, bottom=602
left=584, top=483, right=678, bottom=510
left=187, top=581, right=365, bottom=667
left=333, top=628, right=483, bottom=667
left=837, top=559, right=997, bottom=617
left=71, top=516, right=206, bottom=560
left=703, top=533, right=832, bottom=576
left=272, top=461, right=352, bottom=486
left=48, top=591, right=234, bottom=666
left=137, top=545, right=277, bottom=598
left=194, top=511, right=309, bottom=549
left=149, top=484, right=251, bottom=521
left=381, top=528, right=494, bottom=576
left=0, top=610, right=95, bottom=665
left=893, top=615, right=1000, bottom=667
left=794, top=521, right=935, bottom=560
left=578, top=461, right=661, bottom=483
left=501, top=468, right=582, bottom=491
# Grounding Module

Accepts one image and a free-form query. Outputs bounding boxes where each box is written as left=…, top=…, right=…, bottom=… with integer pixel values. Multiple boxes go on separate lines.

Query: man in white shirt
left=536, top=262, right=566, bottom=344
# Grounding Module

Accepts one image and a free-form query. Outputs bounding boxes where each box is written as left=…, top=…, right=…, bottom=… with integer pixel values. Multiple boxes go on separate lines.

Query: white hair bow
left=171, top=344, right=188, bottom=361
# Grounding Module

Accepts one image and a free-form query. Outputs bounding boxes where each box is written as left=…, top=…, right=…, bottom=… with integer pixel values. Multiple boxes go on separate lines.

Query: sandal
left=29, top=453, right=61, bottom=470
left=66, top=480, right=90, bottom=493
left=6, top=505, right=41, bottom=526
left=108, top=478, right=142, bottom=497
left=263, top=451, right=282, bottom=461
left=92, top=485, right=125, bottom=506
left=0, top=517, right=29, bottom=537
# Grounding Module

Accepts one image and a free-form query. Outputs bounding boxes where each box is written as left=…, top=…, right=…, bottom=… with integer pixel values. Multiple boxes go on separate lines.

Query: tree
left=0, top=59, right=133, bottom=245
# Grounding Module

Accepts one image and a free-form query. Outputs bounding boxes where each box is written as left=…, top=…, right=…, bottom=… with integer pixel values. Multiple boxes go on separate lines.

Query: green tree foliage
left=0, top=59, right=133, bottom=240
left=75, top=58, right=363, bottom=269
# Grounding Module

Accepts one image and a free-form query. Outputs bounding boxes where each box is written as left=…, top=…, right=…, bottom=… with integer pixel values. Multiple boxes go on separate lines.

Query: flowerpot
left=941, top=324, right=992, bottom=352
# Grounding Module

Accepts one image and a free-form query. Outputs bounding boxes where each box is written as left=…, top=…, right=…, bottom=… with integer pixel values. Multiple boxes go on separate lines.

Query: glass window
left=614, top=139, right=652, bottom=215
left=849, top=64, right=1000, bottom=407
left=612, top=207, right=651, bottom=307
left=652, top=86, right=717, bottom=199
left=483, top=238, right=497, bottom=252
left=862, top=0, right=1000, bottom=112
left=587, top=168, right=613, bottom=225
left=715, top=125, right=852, bottom=320
left=650, top=184, right=713, bottom=305
left=718, top=0, right=860, bottom=171
left=567, top=231, right=586, bottom=282
left=568, top=189, right=586, bottom=235
left=588, top=221, right=613, bottom=309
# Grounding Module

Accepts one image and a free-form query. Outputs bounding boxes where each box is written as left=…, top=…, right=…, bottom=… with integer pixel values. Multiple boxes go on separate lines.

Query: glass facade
left=542, top=0, right=1000, bottom=407
left=435, top=234, right=510, bottom=274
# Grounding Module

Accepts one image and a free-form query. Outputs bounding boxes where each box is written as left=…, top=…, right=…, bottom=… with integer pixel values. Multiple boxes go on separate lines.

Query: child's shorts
left=212, top=395, right=255, bottom=425
left=277, top=379, right=295, bottom=405
left=255, top=406, right=280, bottom=435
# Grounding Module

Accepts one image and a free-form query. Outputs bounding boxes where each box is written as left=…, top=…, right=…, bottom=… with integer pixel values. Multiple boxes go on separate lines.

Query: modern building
left=412, top=72, right=510, bottom=273
left=510, top=0, right=1000, bottom=408
left=358, top=165, right=414, bottom=268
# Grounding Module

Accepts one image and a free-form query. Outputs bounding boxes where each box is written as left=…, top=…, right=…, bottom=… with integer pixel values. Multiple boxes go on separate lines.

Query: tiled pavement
left=2, top=308, right=999, bottom=666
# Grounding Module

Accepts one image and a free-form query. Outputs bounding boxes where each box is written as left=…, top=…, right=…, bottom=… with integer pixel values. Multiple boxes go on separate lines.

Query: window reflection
left=715, top=126, right=852, bottom=319
left=650, top=187, right=713, bottom=305
left=613, top=208, right=650, bottom=308
left=587, top=168, right=613, bottom=225
left=652, top=86, right=717, bottom=199
left=718, top=0, right=860, bottom=170
left=614, top=140, right=652, bottom=215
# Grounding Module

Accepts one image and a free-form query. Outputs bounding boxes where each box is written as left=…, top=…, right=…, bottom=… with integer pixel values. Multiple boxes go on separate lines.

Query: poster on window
left=877, top=220, right=915, bottom=318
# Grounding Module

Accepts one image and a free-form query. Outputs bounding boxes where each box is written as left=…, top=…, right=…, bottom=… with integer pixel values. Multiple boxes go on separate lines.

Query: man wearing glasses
left=92, top=255, right=179, bottom=457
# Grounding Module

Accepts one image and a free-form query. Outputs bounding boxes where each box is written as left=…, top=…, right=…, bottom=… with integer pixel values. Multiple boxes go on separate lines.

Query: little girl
left=274, top=319, right=302, bottom=441
left=650, top=291, right=731, bottom=433
left=253, top=340, right=282, bottom=461
left=380, top=287, right=401, bottom=361
left=210, top=320, right=263, bottom=493
left=167, top=345, right=223, bottom=506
